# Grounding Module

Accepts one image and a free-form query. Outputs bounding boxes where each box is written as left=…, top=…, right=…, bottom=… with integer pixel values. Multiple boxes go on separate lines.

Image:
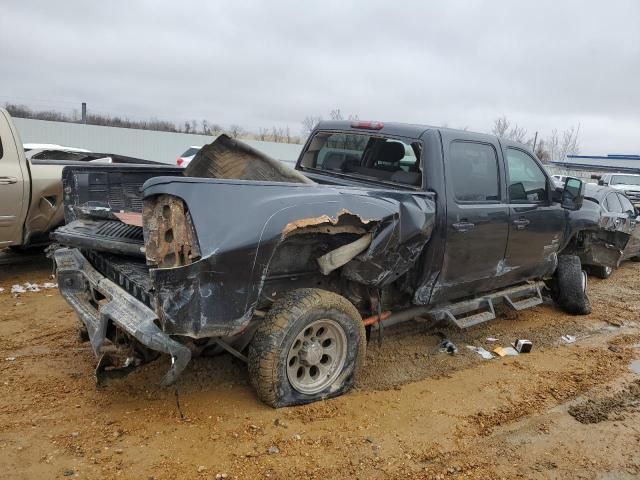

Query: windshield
left=611, top=175, right=640, bottom=186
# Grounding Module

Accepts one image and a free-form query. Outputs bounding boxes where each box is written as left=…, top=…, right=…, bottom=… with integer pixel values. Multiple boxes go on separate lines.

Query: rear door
left=433, top=132, right=510, bottom=302
left=0, top=110, right=28, bottom=246
left=502, top=146, right=564, bottom=280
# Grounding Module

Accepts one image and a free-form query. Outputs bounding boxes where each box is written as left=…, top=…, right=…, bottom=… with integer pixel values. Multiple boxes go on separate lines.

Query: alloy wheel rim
left=286, top=319, right=348, bottom=395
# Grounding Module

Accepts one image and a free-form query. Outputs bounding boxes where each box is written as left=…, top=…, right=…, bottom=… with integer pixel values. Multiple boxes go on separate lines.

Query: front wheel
left=551, top=255, right=591, bottom=315
left=248, top=288, right=365, bottom=407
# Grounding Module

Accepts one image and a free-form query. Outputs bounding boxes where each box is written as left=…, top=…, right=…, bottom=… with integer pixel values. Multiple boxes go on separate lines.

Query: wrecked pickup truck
left=52, top=120, right=592, bottom=407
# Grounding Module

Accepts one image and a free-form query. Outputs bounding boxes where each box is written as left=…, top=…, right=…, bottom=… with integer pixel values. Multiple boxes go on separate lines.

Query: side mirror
left=597, top=179, right=604, bottom=186
left=561, top=177, right=585, bottom=211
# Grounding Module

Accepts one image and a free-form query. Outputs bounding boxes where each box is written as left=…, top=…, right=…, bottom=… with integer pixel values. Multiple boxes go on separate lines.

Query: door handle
left=452, top=221, right=475, bottom=232
left=0, top=176, right=18, bottom=185
left=513, top=218, right=530, bottom=230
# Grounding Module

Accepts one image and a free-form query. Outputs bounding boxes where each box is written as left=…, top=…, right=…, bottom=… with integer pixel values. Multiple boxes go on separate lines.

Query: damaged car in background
left=563, top=184, right=640, bottom=279
left=52, top=120, right=596, bottom=407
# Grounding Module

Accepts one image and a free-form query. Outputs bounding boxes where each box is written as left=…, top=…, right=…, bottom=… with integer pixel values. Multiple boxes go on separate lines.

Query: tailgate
left=61, top=164, right=183, bottom=222
left=55, top=164, right=182, bottom=256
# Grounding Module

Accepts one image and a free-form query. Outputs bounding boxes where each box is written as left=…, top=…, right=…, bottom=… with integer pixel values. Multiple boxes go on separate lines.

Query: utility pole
left=532, top=131, right=538, bottom=152
left=81, top=102, right=87, bottom=124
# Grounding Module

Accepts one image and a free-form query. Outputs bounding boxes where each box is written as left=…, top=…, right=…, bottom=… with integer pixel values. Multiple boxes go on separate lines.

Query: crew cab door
left=502, top=147, right=564, bottom=280
left=433, top=133, right=510, bottom=302
left=0, top=110, right=28, bottom=246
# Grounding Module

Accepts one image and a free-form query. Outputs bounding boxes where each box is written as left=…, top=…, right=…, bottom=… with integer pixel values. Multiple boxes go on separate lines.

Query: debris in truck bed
left=185, top=133, right=314, bottom=184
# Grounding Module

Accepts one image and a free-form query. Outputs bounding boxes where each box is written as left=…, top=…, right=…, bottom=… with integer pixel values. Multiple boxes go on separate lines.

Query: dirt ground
left=1, top=252, right=639, bottom=479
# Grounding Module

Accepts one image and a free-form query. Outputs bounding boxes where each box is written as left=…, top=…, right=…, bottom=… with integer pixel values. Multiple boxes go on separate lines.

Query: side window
left=617, top=194, right=635, bottom=214
left=450, top=141, right=499, bottom=202
left=605, top=193, right=623, bottom=213
left=506, top=149, right=548, bottom=203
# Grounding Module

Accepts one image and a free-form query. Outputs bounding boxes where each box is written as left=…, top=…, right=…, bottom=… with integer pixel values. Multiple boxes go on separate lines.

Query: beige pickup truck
left=0, top=108, right=69, bottom=248
left=0, top=108, right=158, bottom=248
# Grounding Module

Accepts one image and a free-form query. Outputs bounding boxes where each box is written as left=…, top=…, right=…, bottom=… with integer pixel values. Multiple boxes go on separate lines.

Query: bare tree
left=546, top=129, right=560, bottom=161
left=301, top=115, right=322, bottom=136
left=508, top=125, right=528, bottom=144
left=285, top=126, right=291, bottom=144
left=258, top=127, right=269, bottom=141
left=559, top=124, right=580, bottom=160
left=329, top=108, right=343, bottom=121
left=535, top=139, right=551, bottom=163
left=492, top=116, right=510, bottom=138
left=228, top=124, right=245, bottom=138
left=271, top=126, right=284, bottom=142
left=209, top=123, right=223, bottom=135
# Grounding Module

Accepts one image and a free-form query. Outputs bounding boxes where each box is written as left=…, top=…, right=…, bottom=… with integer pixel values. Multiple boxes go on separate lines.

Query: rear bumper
left=54, top=247, right=191, bottom=385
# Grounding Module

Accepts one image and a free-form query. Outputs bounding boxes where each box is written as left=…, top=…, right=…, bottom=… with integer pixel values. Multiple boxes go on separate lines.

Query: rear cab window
left=299, top=132, right=422, bottom=187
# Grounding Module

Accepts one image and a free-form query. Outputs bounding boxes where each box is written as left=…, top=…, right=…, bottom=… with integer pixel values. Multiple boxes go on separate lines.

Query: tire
left=590, top=264, right=613, bottom=279
left=551, top=255, right=591, bottom=315
left=248, top=288, right=366, bottom=408
left=630, top=256, right=640, bottom=262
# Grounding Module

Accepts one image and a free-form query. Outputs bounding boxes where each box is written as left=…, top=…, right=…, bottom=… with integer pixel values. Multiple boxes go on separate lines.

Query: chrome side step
left=434, top=282, right=545, bottom=329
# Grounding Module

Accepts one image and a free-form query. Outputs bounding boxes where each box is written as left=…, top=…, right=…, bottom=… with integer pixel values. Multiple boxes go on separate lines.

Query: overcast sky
left=1, top=0, right=639, bottom=154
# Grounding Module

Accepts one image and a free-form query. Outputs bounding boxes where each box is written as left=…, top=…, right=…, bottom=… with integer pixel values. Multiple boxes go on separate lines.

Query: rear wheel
left=248, top=288, right=365, bottom=407
left=551, top=255, right=591, bottom=315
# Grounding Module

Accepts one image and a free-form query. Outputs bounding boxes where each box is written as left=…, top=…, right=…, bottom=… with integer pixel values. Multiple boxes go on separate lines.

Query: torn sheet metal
left=565, top=192, right=637, bottom=268
left=185, top=134, right=314, bottom=185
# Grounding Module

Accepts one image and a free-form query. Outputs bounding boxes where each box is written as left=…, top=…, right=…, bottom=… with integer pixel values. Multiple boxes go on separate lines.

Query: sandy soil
left=1, top=252, right=639, bottom=479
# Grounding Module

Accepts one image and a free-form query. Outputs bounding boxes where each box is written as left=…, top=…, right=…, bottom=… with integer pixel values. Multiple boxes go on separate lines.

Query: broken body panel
left=564, top=185, right=640, bottom=268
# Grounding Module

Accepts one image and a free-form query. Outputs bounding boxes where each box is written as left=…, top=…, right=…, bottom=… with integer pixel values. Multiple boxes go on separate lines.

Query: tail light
left=351, top=121, right=384, bottom=130
left=176, top=157, right=184, bottom=166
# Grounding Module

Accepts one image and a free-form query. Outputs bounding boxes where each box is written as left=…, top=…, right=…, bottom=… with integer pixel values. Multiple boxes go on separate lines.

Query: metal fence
left=13, top=117, right=304, bottom=165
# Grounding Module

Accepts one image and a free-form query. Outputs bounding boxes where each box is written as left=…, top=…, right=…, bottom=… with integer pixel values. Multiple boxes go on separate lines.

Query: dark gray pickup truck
left=52, top=121, right=592, bottom=407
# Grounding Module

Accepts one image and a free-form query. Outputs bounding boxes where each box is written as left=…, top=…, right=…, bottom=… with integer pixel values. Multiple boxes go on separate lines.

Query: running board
left=433, top=282, right=545, bottom=329
left=503, top=285, right=543, bottom=311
